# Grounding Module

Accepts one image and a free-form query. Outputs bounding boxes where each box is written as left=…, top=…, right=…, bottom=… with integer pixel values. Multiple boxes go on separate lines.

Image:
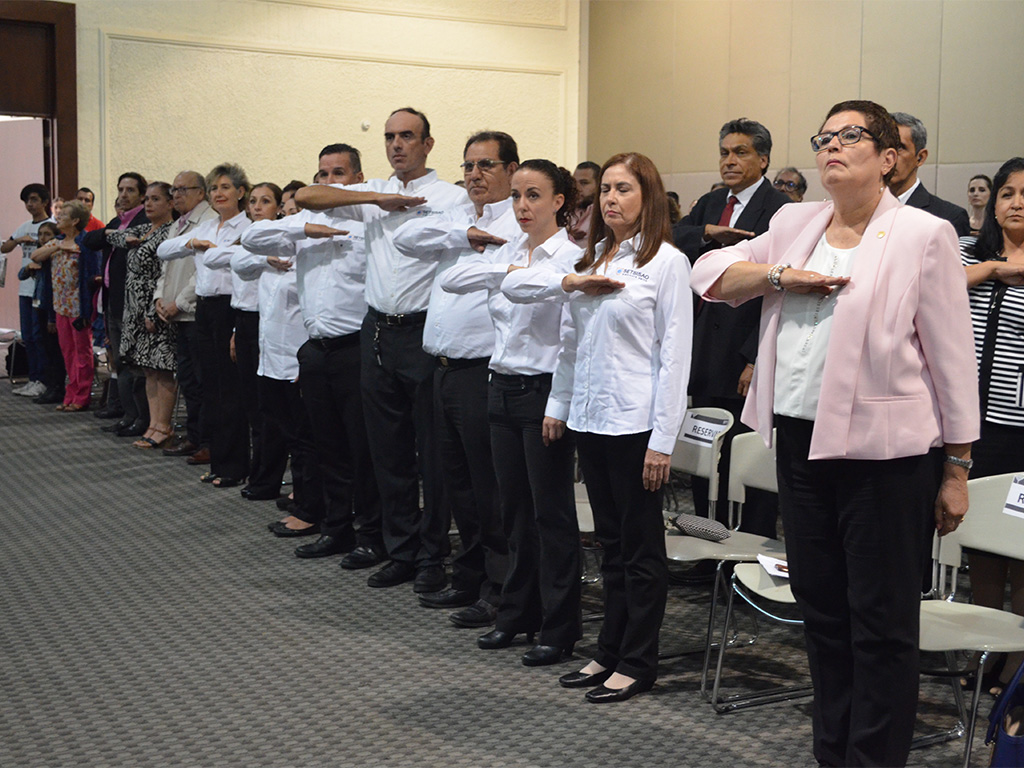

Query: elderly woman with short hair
left=691, top=100, right=979, bottom=767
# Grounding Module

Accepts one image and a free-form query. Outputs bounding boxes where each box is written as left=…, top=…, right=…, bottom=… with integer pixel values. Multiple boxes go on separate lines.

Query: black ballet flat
left=477, top=629, right=536, bottom=650
left=522, top=644, right=574, bottom=667
left=585, top=678, right=655, bottom=703
left=559, top=668, right=613, bottom=688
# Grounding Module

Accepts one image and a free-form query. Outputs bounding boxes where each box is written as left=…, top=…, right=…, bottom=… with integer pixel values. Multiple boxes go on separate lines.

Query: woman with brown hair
left=506, top=152, right=693, bottom=701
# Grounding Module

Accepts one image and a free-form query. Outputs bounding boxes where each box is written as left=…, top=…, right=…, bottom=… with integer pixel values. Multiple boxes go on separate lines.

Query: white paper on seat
left=757, top=553, right=790, bottom=579
left=679, top=411, right=731, bottom=446
left=1002, top=475, right=1024, bottom=520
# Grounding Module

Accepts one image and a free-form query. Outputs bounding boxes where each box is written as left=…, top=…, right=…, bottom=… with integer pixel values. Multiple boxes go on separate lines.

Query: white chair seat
left=666, top=531, right=786, bottom=564
left=733, top=562, right=796, bottom=604
left=920, top=600, right=1024, bottom=654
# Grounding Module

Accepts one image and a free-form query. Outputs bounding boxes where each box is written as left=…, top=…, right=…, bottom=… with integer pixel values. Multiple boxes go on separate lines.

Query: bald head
left=172, top=170, right=207, bottom=215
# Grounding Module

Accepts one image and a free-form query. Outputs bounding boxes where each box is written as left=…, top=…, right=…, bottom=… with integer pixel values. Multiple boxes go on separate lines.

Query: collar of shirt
left=731, top=175, right=765, bottom=212
left=118, top=204, right=144, bottom=229
left=897, top=178, right=921, bottom=205
left=477, top=197, right=514, bottom=227
left=396, top=169, right=440, bottom=194
left=511, top=227, right=572, bottom=267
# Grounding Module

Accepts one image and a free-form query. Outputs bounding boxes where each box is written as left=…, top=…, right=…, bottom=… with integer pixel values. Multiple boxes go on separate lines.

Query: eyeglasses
left=810, top=126, right=876, bottom=153
left=170, top=185, right=204, bottom=196
left=773, top=179, right=801, bottom=191
left=460, top=159, right=505, bottom=173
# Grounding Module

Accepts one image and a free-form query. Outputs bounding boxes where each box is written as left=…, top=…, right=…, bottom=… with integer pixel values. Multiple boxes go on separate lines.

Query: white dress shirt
left=897, top=179, right=921, bottom=205
left=442, top=228, right=581, bottom=376
left=726, top=175, right=766, bottom=227
left=230, top=246, right=307, bottom=381
left=156, top=211, right=249, bottom=298
left=240, top=210, right=368, bottom=339
left=321, top=171, right=468, bottom=315
left=774, top=233, right=858, bottom=420
left=203, top=233, right=260, bottom=312
left=393, top=197, right=519, bottom=359
left=505, top=235, right=693, bottom=455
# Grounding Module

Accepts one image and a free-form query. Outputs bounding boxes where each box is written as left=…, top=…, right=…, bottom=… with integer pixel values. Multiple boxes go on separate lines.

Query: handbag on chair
left=986, top=658, right=1024, bottom=767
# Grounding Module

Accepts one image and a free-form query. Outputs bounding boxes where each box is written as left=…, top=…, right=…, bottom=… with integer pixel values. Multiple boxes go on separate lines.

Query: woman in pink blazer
left=691, top=100, right=979, bottom=768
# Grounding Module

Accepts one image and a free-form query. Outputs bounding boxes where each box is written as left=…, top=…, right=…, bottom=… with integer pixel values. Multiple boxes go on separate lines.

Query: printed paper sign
left=1002, top=475, right=1024, bottom=520
left=757, top=553, right=790, bottom=579
left=679, top=411, right=731, bottom=447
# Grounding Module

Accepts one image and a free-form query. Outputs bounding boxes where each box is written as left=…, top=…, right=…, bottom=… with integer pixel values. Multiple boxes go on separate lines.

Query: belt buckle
left=439, top=356, right=450, bottom=367
left=385, top=313, right=402, bottom=326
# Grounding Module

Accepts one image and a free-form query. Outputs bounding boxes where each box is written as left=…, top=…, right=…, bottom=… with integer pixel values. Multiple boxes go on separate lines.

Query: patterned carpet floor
left=0, top=383, right=985, bottom=767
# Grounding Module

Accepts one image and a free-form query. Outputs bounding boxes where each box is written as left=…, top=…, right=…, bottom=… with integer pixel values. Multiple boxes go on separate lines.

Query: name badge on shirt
left=1002, top=476, right=1024, bottom=520
left=679, top=411, right=731, bottom=446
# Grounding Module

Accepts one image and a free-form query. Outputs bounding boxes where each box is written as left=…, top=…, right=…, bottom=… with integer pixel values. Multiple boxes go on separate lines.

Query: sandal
left=55, top=404, right=67, bottom=411
left=200, top=472, right=219, bottom=483
left=133, top=428, right=173, bottom=450
left=63, top=403, right=87, bottom=412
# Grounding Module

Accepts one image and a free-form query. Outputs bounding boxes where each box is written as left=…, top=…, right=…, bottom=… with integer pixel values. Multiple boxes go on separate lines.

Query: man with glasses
left=888, top=112, right=970, bottom=237
left=672, top=118, right=790, bottom=547
left=389, top=131, right=519, bottom=628
left=295, top=108, right=468, bottom=594
left=156, top=171, right=218, bottom=460
left=772, top=167, right=807, bottom=202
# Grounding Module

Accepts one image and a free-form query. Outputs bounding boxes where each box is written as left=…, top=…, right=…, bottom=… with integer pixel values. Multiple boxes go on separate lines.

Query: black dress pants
left=775, top=416, right=942, bottom=768
left=489, top=372, right=580, bottom=648
left=174, top=321, right=203, bottom=447
left=259, top=375, right=325, bottom=525
left=297, top=336, right=381, bottom=546
left=195, top=295, right=249, bottom=480
left=359, top=310, right=446, bottom=568
left=576, top=430, right=667, bottom=681
left=236, top=310, right=286, bottom=494
left=36, top=307, right=65, bottom=394
left=108, top=314, right=148, bottom=426
left=690, top=396, right=779, bottom=537
left=436, top=360, right=507, bottom=605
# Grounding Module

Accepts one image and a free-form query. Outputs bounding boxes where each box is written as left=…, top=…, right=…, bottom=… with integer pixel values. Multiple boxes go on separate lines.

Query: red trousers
left=55, top=315, right=94, bottom=407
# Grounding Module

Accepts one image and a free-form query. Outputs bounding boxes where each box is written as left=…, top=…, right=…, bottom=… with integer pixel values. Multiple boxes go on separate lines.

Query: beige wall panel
left=103, top=36, right=563, bottom=188
left=261, top=0, right=567, bottom=28
left=586, top=0, right=675, bottom=168
left=726, top=1, right=792, bottom=160
left=671, top=1, right=732, bottom=173
left=787, top=0, right=862, bottom=167
left=860, top=0, right=942, bottom=129
left=936, top=162, right=1002, bottom=212
left=937, top=1, right=1024, bottom=164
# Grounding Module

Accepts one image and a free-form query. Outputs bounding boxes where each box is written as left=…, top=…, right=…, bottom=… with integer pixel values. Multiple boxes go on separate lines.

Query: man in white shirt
left=391, top=131, right=519, bottom=626
left=295, top=108, right=469, bottom=593
left=242, top=143, right=384, bottom=568
left=2, top=183, right=54, bottom=398
left=156, top=171, right=218, bottom=460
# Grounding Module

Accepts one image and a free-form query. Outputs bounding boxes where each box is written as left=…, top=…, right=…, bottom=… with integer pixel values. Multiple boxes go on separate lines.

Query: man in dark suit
left=672, top=118, right=791, bottom=540
left=889, top=112, right=971, bottom=237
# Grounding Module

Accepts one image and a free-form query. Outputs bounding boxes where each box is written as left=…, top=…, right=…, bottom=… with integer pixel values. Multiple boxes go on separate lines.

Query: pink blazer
left=690, top=191, right=979, bottom=460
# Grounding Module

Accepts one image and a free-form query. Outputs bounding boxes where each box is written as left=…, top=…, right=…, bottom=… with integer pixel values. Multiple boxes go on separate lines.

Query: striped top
left=961, top=236, right=1024, bottom=427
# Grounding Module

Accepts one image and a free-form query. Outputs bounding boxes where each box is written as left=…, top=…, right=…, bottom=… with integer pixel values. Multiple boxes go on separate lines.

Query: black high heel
left=522, top=643, right=574, bottom=666
left=477, top=629, right=536, bottom=649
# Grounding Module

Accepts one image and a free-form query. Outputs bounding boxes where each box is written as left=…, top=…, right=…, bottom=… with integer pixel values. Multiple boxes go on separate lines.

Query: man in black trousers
left=673, top=118, right=791, bottom=540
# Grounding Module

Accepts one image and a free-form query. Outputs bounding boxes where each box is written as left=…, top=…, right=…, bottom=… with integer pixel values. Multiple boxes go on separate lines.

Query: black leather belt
left=309, top=332, right=360, bottom=351
left=367, top=306, right=427, bottom=327
left=437, top=355, right=489, bottom=370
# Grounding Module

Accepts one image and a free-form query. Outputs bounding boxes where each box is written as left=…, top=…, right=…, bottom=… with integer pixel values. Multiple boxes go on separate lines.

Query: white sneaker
left=12, top=381, right=38, bottom=396
left=27, top=380, right=46, bottom=397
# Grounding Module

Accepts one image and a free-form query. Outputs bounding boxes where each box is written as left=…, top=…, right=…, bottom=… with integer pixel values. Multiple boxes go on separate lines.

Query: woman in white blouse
left=506, top=152, right=693, bottom=702
left=157, top=163, right=251, bottom=488
left=441, top=160, right=583, bottom=667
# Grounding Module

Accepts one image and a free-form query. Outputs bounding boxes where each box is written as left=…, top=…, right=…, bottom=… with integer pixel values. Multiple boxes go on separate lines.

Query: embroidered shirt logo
left=616, top=267, right=650, bottom=281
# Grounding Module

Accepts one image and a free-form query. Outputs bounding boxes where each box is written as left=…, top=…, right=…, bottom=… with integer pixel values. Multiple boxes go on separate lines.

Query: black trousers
left=174, top=321, right=203, bottom=446
left=577, top=430, right=666, bottom=681
left=359, top=311, right=446, bottom=568
left=107, top=314, right=148, bottom=426
left=298, top=336, right=381, bottom=546
left=259, top=375, right=324, bottom=525
left=690, top=396, right=779, bottom=537
left=195, top=296, right=249, bottom=480
left=775, top=416, right=942, bottom=768
left=35, top=308, right=65, bottom=393
left=236, top=310, right=285, bottom=493
left=489, top=373, right=580, bottom=648
left=436, top=361, right=507, bottom=604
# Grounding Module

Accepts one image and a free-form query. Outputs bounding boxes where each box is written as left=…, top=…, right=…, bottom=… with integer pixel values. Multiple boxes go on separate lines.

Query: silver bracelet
left=944, top=455, right=973, bottom=470
left=767, top=263, right=791, bottom=291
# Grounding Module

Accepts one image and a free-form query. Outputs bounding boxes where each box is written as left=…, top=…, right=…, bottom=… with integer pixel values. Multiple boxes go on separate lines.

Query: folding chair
left=917, top=472, right=1024, bottom=768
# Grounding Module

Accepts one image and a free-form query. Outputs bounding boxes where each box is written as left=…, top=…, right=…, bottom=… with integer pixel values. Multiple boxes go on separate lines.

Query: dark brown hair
left=821, top=100, right=900, bottom=184
left=577, top=152, right=671, bottom=272
left=514, top=160, right=577, bottom=228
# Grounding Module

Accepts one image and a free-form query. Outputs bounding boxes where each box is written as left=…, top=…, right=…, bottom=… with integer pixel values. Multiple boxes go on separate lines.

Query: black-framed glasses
left=810, top=126, right=876, bottom=153
left=773, top=179, right=799, bottom=191
left=170, top=185, right=204, bottom=195
left=460, top=159, right=505, bottom=173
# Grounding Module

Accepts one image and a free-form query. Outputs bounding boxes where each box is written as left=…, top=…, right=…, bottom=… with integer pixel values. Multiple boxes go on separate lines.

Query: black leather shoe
left=102, top=419, right=130, bottom=433
left=367, top=561, right=416, bottom=588
left=241, top=486, right=280, bottom=501
left=294, top=534, right=354, bottom=558
left=340, top=545, right=385, bottom=570
left=275, top=496, right=296, bottom=511
left=477, top=629, right=535, bottom=649
left=116, top=421, right=147, bottom=438
left=585, top=678, right=655, bottom=703
left=93, top=406, right=124, bottom=420
left=418, top=588, right=476, bottom=609
left=270, top=521, right=318, bottom=538
left=162, top=440, right=198, bottom=457
left=414, top=565, right=447, bottom=593
left=449, top=599, right=497, bottom=628
left=559, top=668, right=614, bottom=688
left=35, top=388, right=64, bottom=405
left=522, top=644, right=574, bottom=667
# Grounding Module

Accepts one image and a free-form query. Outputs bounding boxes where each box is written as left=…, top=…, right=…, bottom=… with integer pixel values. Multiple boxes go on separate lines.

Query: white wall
left=71, top=0, right=583, bottom=216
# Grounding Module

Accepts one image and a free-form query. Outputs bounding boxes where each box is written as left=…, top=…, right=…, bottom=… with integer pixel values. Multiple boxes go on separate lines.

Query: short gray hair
left=205, top=163, right=250, bottom=202
left=890, top=112, right=927, bottom=152
left=177, top=170, right=207, bottom=199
